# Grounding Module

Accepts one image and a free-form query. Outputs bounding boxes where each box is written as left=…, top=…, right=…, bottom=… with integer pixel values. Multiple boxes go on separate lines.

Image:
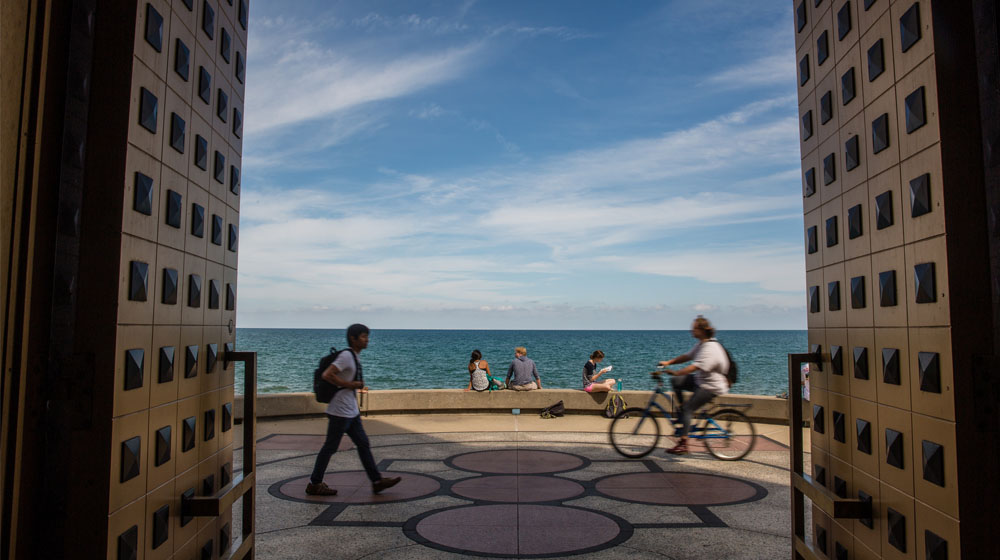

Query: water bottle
left=616, top=379, right=623, bottom=392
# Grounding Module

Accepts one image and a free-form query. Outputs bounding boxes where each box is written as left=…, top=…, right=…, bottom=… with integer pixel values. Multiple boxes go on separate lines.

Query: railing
left=788, top=352, right=870, bottom=560
left=184, top=351, right=257, bottom=560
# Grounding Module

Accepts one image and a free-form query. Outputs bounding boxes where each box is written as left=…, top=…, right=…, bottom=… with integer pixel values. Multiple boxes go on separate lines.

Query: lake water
left=233, top=328, right=807, bottom=396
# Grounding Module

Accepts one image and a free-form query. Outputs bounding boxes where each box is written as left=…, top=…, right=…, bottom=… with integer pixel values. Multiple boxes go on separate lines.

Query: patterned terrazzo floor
left=233, top=414, right=802, bottom=559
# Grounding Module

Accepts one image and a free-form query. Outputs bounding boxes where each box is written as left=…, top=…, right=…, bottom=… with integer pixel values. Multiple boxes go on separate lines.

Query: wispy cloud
left=410, top=103, right=450, bottom=119
left=237, top=2, right=805, bottom=328
left=239, top=95, right=803, bottom=317
left=605, top=245, right=806, bottom=292
left=246, top=27, right=483, bottom=132
left=489, top=23, right=600, bottom=41
left=449, top=95, right=799, bottom=205
left=351, top=12, right=471, bottom=34
left=703, top=53, right=796, bottom=89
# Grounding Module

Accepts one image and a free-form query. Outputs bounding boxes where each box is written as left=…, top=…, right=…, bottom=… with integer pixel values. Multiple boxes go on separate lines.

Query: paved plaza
left=236, top=414, right=801, bottom=559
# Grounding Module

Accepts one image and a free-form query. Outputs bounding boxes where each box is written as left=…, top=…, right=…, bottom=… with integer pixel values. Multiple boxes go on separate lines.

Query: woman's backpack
left=603, top=394, right=629, bottom=418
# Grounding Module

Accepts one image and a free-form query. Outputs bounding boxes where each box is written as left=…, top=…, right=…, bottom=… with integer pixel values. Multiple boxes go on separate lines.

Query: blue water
left=233, top=328, right=806, bottom=396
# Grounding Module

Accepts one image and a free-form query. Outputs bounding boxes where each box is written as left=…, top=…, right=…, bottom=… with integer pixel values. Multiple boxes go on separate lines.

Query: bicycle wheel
left=609, top=408, right=661, bottom=458
left=702, top=409, right=756, bottom=460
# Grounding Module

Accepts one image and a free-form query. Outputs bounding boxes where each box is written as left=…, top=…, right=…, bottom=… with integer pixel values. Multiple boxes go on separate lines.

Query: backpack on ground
left=716, top=340, right=739, bottom=386
left=540, top=400, right=565, bottom=419
left=313, top=348, right=361, bottom=403
left=603, top=394, right=628, bottom=418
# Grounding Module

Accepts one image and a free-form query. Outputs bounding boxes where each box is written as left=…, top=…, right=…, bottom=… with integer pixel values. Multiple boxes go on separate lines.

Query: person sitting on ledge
left=583, top=350, right=616, bottom=392
left=505, top=346, right=542, bottom=390
left=466, top=349, right=503, bottom=391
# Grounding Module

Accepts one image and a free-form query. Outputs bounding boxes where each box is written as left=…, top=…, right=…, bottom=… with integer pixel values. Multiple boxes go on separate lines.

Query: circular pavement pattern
left=414, top=504, right=622, bottom=556
left=595, top=472, right=759, bottom=505
left=451, top=475, right=585, bottom=502
left=450, top=450, right=585, bottom=474
left=277, top=471, right=440, bottom=504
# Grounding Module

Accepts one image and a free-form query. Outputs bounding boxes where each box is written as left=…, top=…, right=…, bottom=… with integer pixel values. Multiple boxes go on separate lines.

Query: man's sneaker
left=372, top=476, right=401, bottom=494
left=305, top=481, right=337, bottom=496
left=666, top=438, right=689, bottom=455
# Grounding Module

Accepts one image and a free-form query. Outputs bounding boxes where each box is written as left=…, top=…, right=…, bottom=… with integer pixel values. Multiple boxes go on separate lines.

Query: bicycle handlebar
left=649, top=371, right=667, bottom=387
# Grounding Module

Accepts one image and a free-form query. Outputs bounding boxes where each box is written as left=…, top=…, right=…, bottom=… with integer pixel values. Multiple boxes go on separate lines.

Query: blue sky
left=239, top=0, right=805, bottom=330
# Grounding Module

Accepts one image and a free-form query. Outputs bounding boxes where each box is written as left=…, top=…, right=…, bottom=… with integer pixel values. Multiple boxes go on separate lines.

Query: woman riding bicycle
left=655, top=315, right=730, bottom=455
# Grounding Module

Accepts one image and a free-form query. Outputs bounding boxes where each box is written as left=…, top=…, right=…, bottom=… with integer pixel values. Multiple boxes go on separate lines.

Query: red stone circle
left=416, top=504, right=620, bottom=556
left=595, top=472, right=758, bottom=505
left=451, top=475, right=584, bottom=502
left=280, top=471, right=439, bottom=503
left=451, top=450, right=584, bottom=474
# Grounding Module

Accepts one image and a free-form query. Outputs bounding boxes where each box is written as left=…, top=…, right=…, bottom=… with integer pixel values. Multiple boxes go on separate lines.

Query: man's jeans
left=671, top=374, right=715, bottom=438
left=310, top=414, right=380, bottom=485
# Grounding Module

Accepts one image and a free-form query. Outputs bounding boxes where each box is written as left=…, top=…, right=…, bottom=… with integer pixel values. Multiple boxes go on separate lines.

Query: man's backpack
left=717, top=341, right=739, bottom=386
left=313, top=348, right=362, bottom=403
left=603, top=394, right=629, bottom=418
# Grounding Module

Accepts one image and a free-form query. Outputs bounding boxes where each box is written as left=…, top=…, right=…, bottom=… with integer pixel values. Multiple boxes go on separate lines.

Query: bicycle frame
left=641, top=381, right=731, bottom=440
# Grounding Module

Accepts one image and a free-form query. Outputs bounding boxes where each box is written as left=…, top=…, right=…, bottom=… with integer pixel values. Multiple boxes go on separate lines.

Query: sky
left=238, top=0, right=805, bottom=330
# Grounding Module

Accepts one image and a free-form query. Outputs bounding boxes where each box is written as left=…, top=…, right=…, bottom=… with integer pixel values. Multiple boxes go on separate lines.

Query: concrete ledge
left=235, top=390, right=800, bottom=425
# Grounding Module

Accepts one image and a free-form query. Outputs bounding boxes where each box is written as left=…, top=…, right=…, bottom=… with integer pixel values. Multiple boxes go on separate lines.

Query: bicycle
left=608, top=372, right=757, bottom=460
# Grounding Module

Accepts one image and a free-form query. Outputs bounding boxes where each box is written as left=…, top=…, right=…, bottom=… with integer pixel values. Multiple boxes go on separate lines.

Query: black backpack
left=313, top=348, right=362, bottom=403
left=717, top=341, right=738, bottom=386
left=540, top=400, right=565, bottom=419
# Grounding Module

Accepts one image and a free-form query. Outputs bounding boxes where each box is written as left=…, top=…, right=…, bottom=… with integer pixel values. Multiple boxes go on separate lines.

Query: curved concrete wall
left=236, top=390, right=800, bottom=425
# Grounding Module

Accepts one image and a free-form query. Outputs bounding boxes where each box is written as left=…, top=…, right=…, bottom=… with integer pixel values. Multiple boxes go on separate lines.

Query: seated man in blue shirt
left=505, top=346, right=542, bottom=390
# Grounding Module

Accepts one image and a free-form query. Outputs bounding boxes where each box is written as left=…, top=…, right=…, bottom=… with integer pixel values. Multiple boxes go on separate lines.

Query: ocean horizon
left=233, top=328, right=807, bottom=396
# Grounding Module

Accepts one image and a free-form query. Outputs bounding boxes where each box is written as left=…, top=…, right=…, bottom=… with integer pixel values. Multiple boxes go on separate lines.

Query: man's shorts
left=511, top=382, right=538, bottom=391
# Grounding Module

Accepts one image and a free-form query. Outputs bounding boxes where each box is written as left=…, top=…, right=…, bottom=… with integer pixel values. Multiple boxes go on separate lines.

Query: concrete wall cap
left=233, top=390, right=795, bottom=424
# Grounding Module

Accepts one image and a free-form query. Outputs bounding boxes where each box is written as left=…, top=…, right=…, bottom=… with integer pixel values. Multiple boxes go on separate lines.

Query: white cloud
left=467, top=96, right=798, bottom=199
left=478, top=192, right=800, bottom=255
left=490, top=24, right=600, bottom=41
left=246, top=26, right=483, bottom=133
left=411, top=103, right=449, bottom=119
left=237, top=94, right=805, bottom=315
left=351, top=12, right=471, bottom=34
left=605, top=245, right=806, bottom=292
left=703, top=53, right=796, bottom=89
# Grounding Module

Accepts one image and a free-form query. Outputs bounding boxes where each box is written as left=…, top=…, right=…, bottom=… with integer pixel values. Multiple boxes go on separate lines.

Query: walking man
left=505, top=346, right=542, bottom=390
left=306, top=324, right=402, bottom=495
left=654, top=316, right=730, bottom=455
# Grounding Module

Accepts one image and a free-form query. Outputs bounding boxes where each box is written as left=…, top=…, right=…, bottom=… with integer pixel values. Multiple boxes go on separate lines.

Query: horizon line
left=235, top=326, right=807, bottom=331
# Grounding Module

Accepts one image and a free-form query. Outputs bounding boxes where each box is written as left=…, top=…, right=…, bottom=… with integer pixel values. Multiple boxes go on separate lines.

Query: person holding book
left=583, top=350, right=616, bottom=392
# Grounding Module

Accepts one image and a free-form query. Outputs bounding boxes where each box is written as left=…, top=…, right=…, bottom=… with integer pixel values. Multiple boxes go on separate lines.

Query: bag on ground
left=603, top=394, right=628, bottom=418
left=540, top=400, right=565, bottom=418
